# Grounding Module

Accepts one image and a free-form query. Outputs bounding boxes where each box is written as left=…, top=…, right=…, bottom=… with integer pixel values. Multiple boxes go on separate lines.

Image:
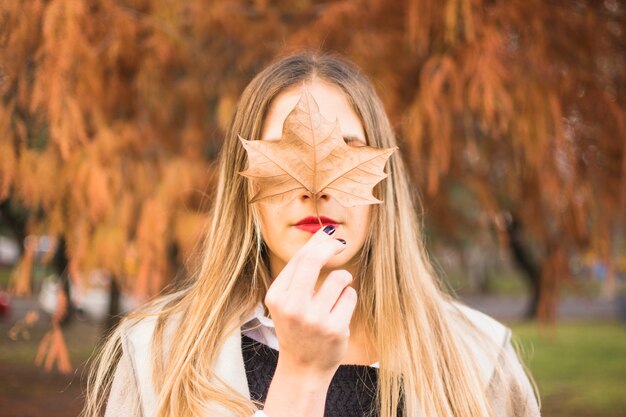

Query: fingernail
left=336, top=238, right=346, bottom=245
left=323, top=225, right=336, bottom=235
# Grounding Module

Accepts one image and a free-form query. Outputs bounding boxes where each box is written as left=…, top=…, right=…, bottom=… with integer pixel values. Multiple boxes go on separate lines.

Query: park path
left=461, top=294, right=619, bottom=322
left=2, top=293, right=621, bottom=326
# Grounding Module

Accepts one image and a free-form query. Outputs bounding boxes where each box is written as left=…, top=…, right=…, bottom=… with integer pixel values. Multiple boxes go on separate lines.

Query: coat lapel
left=202, top=327, right=252, bottom=416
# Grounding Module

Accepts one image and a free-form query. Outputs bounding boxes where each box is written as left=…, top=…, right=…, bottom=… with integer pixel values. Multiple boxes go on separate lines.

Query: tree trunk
left=103, top=275, right=121, bottom=336
left=505, top=216, right=541, bottom=320
left=0, top=199, right=27, bottom=256
left=52, top=238, right=74, bottom=325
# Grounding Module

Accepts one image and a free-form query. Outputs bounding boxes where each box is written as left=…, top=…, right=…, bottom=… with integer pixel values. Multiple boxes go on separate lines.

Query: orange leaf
left=35, top=323, right=72, bottom=374
left=239, top=88, right=397, bottom=209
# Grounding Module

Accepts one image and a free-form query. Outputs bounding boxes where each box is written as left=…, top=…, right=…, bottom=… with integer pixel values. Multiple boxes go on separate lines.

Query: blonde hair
left=82, top=53, right=538, bottom=417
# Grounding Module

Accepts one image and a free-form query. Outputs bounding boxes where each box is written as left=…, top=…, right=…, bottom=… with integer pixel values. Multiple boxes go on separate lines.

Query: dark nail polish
left=337, top=238, right=346, bottom=245
left=323, top=225, right=336, bottom=235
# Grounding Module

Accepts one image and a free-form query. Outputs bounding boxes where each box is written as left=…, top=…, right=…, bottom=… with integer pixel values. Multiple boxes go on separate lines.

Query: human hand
left=264, top=225, right=357, bottom=378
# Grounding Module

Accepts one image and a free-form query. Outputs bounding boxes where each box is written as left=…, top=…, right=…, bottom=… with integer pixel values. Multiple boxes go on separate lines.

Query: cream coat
left=104, top=301, right=541, bottom=417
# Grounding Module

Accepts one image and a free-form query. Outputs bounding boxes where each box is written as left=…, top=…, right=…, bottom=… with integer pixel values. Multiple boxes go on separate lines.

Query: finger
left=293, top=224, right=344, bottom=257
left=328, top=286, right=358, bottom=330
left=268, top=225, right=343, bottom=296
left=266, top=253, right=300, bottom=296
left=287, top=237, right=347, bottom=301
left=311, top=270, right=353, bottom=315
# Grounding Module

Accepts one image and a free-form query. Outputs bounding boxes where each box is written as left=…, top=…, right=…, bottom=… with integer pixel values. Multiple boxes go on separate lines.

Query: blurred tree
left=0, top=1, right=624, bottom=369
left=1, top=1, right=219, bottom=301
left=282, top=0, right=626, bottom=321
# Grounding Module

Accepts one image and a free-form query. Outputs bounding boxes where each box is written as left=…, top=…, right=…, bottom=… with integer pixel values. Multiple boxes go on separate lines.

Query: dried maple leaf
left=239, top=89, right=397, bottom=217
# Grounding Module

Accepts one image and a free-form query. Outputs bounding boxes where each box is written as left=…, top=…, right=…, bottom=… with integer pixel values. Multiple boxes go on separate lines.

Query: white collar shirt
left=241, top=302, right=380, bottom=368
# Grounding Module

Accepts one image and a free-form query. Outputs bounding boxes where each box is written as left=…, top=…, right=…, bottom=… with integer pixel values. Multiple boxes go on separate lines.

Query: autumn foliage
left=240, top=88, right=396, bottom=209
left=1, top=0, right=624, bottom=335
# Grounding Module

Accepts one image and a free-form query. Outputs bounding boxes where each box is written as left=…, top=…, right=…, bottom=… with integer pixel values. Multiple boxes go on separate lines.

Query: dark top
left=241, top=334, right=382, bottom=417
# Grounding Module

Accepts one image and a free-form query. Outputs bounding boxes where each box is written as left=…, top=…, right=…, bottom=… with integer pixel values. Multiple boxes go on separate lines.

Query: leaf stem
left=314, top=194, right=322, bottom=227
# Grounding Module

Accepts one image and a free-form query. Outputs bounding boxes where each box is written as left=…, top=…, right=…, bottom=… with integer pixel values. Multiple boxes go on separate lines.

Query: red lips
left=294, top=216, right=340, bottom=234
left=295, top=216, right=340, bottom=226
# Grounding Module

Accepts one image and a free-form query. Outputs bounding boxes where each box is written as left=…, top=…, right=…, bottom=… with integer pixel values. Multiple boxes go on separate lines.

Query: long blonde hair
left=83, top=53, right=537, bottom=417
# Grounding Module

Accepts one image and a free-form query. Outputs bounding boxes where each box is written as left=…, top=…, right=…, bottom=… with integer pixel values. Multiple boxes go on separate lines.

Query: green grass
left=443, top=267, right=604, bottom=297
left=442, top=269, right=529, bottom=296
left=510, top=321, right=626, bottom=417
left=0, top=264, right=56, bottom=292
left=0, top=266, right=11, bottom=288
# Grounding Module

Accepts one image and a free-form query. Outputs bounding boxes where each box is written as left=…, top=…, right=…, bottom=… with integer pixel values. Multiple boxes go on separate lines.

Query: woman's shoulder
left=445, top=299, right=512, bottom=347
left=111, top=294, right=187, bottom=412
left=444, top=300, right=542, bottom=415
left=443, top=299, right=513, bottom=385
left=118, top=293, right=185, bottom=349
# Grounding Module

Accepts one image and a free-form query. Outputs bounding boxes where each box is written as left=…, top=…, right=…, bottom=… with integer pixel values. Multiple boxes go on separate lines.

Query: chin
left=322, top=253, right=358, bottom=271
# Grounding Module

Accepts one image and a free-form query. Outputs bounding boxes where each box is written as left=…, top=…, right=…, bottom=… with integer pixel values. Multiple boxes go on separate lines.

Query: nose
left=299, top=189, right=330, bottom=202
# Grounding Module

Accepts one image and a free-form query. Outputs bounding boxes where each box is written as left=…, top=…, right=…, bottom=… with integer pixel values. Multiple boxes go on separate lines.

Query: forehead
left=260, top=79, right=366, bottom=143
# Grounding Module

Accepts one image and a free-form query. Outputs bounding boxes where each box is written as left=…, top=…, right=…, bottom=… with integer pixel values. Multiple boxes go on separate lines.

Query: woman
left=82, top=53, right=541, bottom=417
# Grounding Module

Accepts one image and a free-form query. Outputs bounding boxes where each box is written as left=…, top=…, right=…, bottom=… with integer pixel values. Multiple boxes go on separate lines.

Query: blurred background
left=1, top=0, right=625, bottom=416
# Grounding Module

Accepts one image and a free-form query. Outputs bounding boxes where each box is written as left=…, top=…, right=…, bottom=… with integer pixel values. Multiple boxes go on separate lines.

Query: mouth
left=294, top=216, right=340, bottom=234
